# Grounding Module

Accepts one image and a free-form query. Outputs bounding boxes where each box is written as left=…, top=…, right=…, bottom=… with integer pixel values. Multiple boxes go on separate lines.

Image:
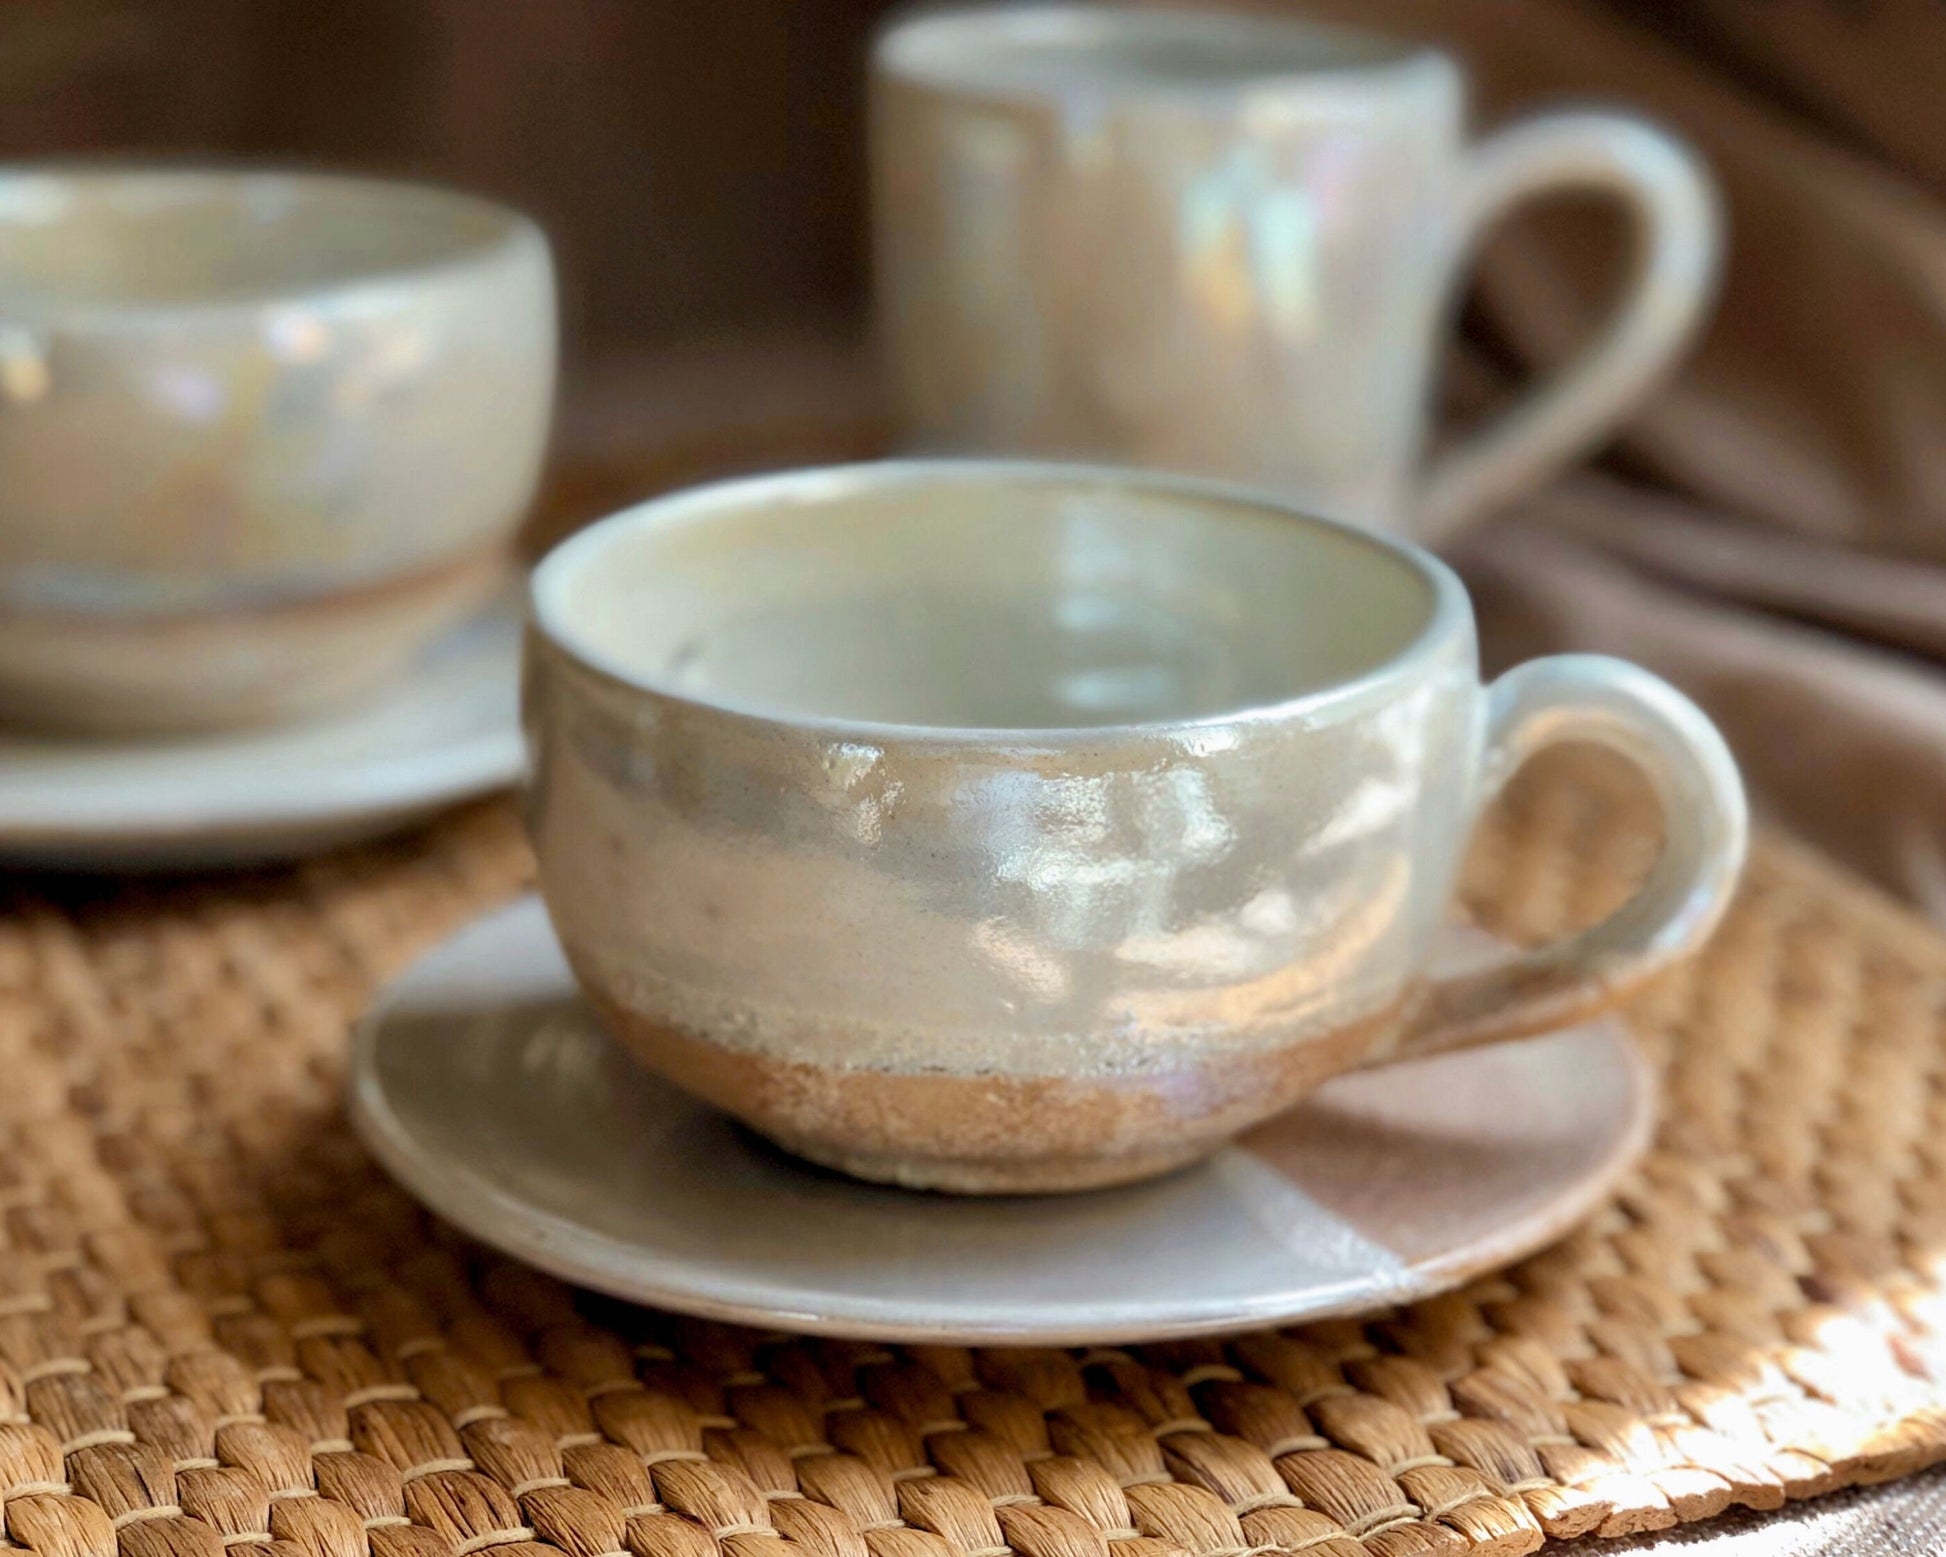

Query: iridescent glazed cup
left=873, top=5, right=1719, bottom=543
left=525, top=463, right=1746, bottom=1194
left=0, top=167, right=555, bottom=733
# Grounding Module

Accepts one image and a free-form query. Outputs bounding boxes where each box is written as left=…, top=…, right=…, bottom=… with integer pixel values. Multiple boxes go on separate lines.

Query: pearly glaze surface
left=873, top=8, right=1460, bottom=525
left=526, top=462, right=1741, bottom=1191
left=0, top=169, right=554, bottom=610
left=0, top=168, right=555, bottom=729
left=871, top=5, right=1721, bottom=539
left=526, top=464, right=1481, bottom=1187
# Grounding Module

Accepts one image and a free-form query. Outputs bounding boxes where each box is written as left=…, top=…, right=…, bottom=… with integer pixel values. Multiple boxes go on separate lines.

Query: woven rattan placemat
left=3, top=750, right=1946, bottom=1557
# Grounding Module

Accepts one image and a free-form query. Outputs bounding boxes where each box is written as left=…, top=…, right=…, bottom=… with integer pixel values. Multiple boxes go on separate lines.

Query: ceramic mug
left=525, top=461, right=1746, bottom=1194
left=872, top=5, right=1720, bottom=542
left=0, top=167, right=555, bottom=733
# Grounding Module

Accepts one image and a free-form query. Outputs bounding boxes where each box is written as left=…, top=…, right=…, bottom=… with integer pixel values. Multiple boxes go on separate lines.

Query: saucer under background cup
left=0, top=589, right=524, bottom=870
left=350, top=897, right=1654, bottom=1344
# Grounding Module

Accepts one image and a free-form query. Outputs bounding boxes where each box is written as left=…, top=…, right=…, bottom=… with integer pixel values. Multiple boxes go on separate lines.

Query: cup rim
left=0, top=161, right=547, bottom=324
left=871, top=3, right=1454, bottom=105
left=528, top=459, right=1475, bottom=747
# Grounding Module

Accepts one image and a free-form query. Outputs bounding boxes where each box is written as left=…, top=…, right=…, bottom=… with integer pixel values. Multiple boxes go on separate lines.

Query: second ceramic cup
left=873, top=5, right=1719, bottom=542
left=0, top=167, right=555, bottom=733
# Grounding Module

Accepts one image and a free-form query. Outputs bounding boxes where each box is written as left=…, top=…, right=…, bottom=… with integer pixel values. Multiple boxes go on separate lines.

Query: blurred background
left=0, top=1, right=877, bottom=350
left=4, top=0, right=1944, bottom=915
left=0, top=0, right=895, bottom=518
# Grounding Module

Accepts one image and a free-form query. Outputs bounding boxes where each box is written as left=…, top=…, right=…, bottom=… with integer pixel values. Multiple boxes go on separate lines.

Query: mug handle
left=1413, top=112, right=1721, bottom=545
left=1388, top=654, right=1746, bottom=1063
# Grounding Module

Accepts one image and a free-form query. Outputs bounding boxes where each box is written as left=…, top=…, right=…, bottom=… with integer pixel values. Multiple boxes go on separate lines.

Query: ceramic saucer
left=351, top=897, right=1654, bottom=1345
left=0, top=591, right=524, bottom=870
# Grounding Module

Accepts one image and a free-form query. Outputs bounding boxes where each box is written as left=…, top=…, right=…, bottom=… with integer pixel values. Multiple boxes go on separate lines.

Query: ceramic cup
left=872, top=5, right=1720, bottom=542
left=525, top=461, right=1746, bottom=1194
left=0, top=167, right=555, bottom=733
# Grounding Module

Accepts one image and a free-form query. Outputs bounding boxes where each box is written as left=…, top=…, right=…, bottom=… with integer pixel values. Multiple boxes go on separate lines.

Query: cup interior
left=876, top=5, right=1422, bottom=95
left=536, top=465, right=1443, bottom=733
left=0, top=169, right=524, bottom=310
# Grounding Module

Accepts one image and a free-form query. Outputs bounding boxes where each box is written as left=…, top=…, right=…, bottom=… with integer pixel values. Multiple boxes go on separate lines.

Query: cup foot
left=579, top=980, right=1412, bottom=1200
left=763, top=1131, right=1214, bottom=1195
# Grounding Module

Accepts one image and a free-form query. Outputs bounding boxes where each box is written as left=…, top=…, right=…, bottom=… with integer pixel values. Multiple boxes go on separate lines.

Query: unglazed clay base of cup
left=584, top=983, right=1412, bottom=1193
left=0, top=587, right=524, bottom=870
left=350, top=896, right=1654, bottom=1343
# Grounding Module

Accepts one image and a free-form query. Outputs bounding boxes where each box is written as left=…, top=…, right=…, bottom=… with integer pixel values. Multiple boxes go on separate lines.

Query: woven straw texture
left=3, top=750, right=1946, bottom=1557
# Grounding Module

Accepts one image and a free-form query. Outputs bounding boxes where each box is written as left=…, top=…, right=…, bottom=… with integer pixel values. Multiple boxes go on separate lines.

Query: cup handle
left=1387, top=654, right=1746, bottom=1063
left=1412, top=112, right=1721, bottom=544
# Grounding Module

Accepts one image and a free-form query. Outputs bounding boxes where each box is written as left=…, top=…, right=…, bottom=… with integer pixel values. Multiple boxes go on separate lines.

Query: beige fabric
left=1223, top=0, right=1946, bottom=920
left=1454, top=497, right=1946, bottom=924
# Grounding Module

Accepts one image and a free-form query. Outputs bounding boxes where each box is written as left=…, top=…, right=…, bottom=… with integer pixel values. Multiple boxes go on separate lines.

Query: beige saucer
left=0, top=590, right=523, bottom=870
left=350, top=897, right=1654, bottom=1344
